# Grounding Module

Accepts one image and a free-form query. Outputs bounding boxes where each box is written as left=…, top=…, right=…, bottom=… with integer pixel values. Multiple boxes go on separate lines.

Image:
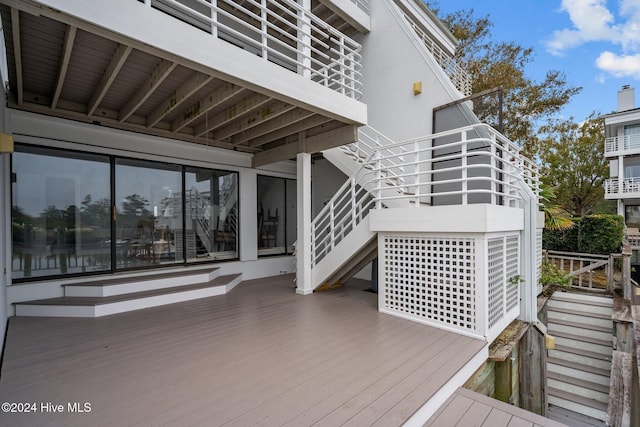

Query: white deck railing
left=350, top=0, right=370, bottom=14
left=311, top=124, right=540, bottom=266
left=604, top=177, right=640, bottom=196
left=140, top=0, right=363, bottom=99
left=398, top=9, right=472, bottom=96
left=605, top=134, right=640, bottom=154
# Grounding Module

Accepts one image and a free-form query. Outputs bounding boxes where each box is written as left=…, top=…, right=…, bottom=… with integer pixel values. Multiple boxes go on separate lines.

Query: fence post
left=607, top=254, right=615, bottom=293
left=622, top=242, right=632, bottom=300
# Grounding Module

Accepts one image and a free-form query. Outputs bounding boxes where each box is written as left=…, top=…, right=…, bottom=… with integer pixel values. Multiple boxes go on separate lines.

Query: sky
left=434, top=0, right=640, bottom=122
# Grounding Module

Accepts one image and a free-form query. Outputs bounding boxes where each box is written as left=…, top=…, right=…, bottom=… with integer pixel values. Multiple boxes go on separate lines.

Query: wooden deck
left=0, top=274, right=488, bottom=426
left=426, top=388, right=567, bottom=427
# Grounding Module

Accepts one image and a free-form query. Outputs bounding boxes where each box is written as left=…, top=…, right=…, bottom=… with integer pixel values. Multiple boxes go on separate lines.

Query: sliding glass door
left=11, top=144, right=242, bottom=281
left=115, top=159, right=183, bottom=269
left=185, top=168, right=238, bottom=262
left=11, top=146, right=111, bottom=279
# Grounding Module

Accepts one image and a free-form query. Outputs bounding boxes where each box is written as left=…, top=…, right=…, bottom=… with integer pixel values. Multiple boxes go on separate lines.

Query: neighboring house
left=0, top=0, right=542, bottom=420
left=604, top=85, right=640, bottom=256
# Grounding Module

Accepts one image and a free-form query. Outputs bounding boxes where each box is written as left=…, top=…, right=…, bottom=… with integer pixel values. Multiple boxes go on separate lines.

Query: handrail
left=397, top=9, right=471, bottom=96
left=142, top=0, right=362, bottom=99
left=311, top=124, right=540, bottom=266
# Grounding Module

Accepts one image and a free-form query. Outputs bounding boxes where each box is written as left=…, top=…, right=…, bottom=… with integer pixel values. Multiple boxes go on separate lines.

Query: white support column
left=518, top=182, right=538, bottom=323
left=296, top=151, right=312, bottom=295
left=618, top=154, right=624, bottom=196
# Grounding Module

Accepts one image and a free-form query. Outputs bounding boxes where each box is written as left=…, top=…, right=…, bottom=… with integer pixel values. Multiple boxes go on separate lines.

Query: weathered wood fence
left=543, top=250, right=616, bottom=292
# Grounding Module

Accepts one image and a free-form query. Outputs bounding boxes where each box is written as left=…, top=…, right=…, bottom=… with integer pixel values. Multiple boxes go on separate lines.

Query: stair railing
left=311, top=124, right=539, bottom=268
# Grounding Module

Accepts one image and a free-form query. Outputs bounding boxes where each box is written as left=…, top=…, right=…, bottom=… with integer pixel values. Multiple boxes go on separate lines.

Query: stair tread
left=548, top=387, right=608, bottom=412
left=548, top=329, right=613, bottom=347
left=17, top=274, right=241, bottom=306
left=548, top=356, right=611, bottom=377
left=551, top=294, right=613, bottom=308
left=553, top=344, right=612, bottom=362
left=548, top=372, right=610, bottom=394
left=547, top=306, right=611, bottom=320
left=62, top=268, right=216, bottom=288
left=547, top=318, right=612, bottom=333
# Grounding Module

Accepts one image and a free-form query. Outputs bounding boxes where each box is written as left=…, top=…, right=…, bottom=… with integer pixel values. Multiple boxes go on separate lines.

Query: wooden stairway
left=546, top=291, right=613, bottom=426
left=15, top=268, right=242, bottom=318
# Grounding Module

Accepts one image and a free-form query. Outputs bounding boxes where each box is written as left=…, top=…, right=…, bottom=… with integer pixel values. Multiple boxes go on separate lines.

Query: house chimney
left=618, top=85, right=635, bottom=112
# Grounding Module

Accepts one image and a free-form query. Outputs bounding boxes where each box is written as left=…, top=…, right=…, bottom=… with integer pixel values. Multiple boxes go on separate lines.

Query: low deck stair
left=15, top=268, right=242, bottom=318
left=546, top=291, right=613, bottom=425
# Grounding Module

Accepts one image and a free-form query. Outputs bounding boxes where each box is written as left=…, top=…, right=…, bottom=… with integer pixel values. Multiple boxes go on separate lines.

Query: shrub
left=539, top=260, right=572, bottom=287
left=542, top=214, right=624, bottom=255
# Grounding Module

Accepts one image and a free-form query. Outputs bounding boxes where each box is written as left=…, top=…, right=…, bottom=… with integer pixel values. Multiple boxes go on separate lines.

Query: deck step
left=548, top=378, right=609, bottom=404
left=548, top=356, right=610, bottom=378
left=548, top=387, right=608, bottom=422
left=547, top=299, right=613, bottom=317
left=547, top=320, right=612, bottom=342
left=548, top=328, right=613, bottom=355
left=549, top=347, right=612, bottom=371
left=547, top=309, right=612, bottom=329
left=546, top=305, right=611, bottom=320
left=15, top=274, right=242, bottom=318
left=64, top=268, right=219, bottom=297
left=548, top=372, right=609, bottom=394
left=551, top=291, right=613, bottom=306
left=548, top=405, right=606, bottom=427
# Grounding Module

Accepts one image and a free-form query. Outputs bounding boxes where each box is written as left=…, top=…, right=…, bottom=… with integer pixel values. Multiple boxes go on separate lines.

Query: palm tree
left=540, top=186, right=574, bottom=231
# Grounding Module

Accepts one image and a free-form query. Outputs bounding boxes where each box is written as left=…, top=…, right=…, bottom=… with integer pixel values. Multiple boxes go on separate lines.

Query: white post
left=296, top=152, right=313, bottom=295
left=211, top=0, right=217, bottom=39
left=618, top=155, right=624, bottom=195
left=461, top=131, right=468, bottom=205
left=518, top=182, right=538, bottom=323
left=297, top=0, right=311, bottom=79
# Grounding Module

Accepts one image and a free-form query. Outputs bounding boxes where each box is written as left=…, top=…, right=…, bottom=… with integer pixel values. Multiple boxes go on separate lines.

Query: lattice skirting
left=378, top=232, right=521, bottom=339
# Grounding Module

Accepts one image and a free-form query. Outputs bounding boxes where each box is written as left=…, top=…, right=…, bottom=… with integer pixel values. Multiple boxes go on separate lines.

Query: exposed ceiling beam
left=51, top=25, right=77, bottom=109
left=15, top=95, right=260, bottom=154
left=87, top=44, right=132, bottom=117
left=171, top=83, right=245, bottom=132
left=232, top=108, right=316, bottom=146
left=212, top=100, right=296, bottom=141
left=193, top=92, right=271, bottom=137
left=146, top=71, right=212, bottom=128
left=252, top=124, right=357, bottom=167
left=248, top=114, right=333, bottom=148
left=119, top=59, right=177, bottom=122
left=10, top=8, right=23, bottom=106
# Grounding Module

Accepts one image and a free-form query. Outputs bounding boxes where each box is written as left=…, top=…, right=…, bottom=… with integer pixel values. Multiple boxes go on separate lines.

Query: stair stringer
left=311, top=216, right=377, bottom=290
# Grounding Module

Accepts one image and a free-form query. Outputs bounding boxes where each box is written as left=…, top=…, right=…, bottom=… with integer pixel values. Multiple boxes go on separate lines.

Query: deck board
left=0, top=275, right=489, bottom=426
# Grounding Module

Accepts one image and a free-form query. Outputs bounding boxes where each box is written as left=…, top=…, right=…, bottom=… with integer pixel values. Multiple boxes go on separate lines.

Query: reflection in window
left=257, top=175, right=296, bottom=256
left=185, top=168, right=238, bottom=261
left=11, top=146, right=111, bottom=279
left=115, top=159, right=182, bottom=269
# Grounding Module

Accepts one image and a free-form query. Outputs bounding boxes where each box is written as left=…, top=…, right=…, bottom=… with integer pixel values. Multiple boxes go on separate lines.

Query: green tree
left=538, top=116, right=610, bottom=217
left=425, top=2, right=581, bottom=156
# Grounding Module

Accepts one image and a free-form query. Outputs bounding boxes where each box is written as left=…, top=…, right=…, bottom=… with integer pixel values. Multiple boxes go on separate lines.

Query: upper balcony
left=604, top=134, right=640, bottom=157
left=604, top=177, right=640, bottom=199
left=0, top=0, right=367, bottom=166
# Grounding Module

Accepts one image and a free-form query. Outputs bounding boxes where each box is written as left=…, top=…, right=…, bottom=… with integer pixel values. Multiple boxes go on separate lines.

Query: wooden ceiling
left=0, top=1, right=361, bottom=166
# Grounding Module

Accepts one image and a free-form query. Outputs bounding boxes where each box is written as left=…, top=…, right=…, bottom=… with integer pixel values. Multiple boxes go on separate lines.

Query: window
left=257, top=175, right=296, bottom=256
left=11, top=144, right=241, bottom=281
left=12, top=146, right=111, bottom=279
left=185, top=167, right=238, bottom=262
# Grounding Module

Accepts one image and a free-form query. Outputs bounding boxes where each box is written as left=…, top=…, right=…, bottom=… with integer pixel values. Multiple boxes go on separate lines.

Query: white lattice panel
left=506, top=235, right=520, bottom=311
left=380, top=235, right=477, bottom=334
left=487, top=238, right=504, bottom=328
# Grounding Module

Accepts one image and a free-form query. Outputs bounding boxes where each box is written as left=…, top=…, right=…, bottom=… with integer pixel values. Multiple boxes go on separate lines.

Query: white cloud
left=546, top=0, right=618, bottom=55
left=547, top=0, right=640, bottom=53
left=596, top=51, right=640, bottom=78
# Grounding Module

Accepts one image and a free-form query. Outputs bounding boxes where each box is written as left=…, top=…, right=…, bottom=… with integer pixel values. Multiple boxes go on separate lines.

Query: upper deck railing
left=604, top=134, right=640, bottom=154
left=139, top=0, right=363, bottom=99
